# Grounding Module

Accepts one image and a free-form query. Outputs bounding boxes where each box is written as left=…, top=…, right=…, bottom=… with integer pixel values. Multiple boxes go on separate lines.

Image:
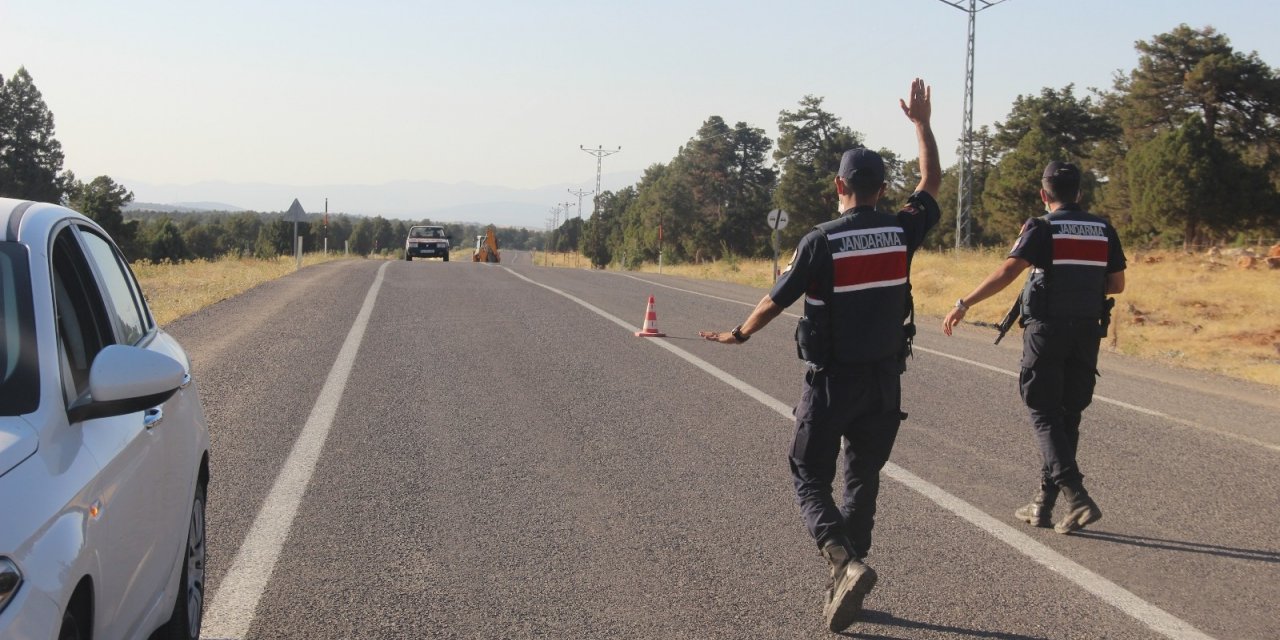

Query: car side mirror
left=67, top=345, right=186, bottom=423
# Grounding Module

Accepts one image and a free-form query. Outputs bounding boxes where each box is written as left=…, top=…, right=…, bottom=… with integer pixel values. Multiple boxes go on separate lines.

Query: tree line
left=4, top=25, right=1277, bottom=266
left=577, top=24, right=1280, bottom=267
left=0, top=67, right=544, bottom=263
left=118, top=208, right=543, bottom=262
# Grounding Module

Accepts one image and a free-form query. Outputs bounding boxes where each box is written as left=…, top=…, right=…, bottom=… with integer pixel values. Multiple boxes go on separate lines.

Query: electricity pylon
left=938, top=0, right=1011, bottom=248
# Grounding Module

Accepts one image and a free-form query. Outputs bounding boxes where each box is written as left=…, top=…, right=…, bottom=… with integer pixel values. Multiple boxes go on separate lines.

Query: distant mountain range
left=125, top=201, right=246, bottom=214
left=121, top=173, right=643, bottom=228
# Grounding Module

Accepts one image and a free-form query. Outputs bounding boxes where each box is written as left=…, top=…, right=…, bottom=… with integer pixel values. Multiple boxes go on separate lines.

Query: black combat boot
left=1054, top=484, right=1102, bottom=534
left=820, top=538, right=877, bottom=632
left=1014, top=482, right=1058, bottom=528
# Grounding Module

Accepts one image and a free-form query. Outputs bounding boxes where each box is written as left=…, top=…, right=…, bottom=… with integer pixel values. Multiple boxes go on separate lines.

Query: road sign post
left=285, top=199, right=307, bottom=270
left=766, top=209, right=789, bottom=282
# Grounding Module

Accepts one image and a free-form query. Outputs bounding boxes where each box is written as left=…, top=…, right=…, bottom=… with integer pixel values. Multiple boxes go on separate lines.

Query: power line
left=937, top=0, right=1012, bottom=248
left=580, top=145, right=621, bottom=215
left=568, top=187, right=594, bottom=220
left=548, top=205, right=562, bottom=252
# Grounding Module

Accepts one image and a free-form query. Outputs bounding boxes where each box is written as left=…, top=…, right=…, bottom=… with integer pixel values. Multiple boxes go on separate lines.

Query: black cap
left=839, top=148, right=885, bottom=187
left=1042, top=161, right=1081, bottom=184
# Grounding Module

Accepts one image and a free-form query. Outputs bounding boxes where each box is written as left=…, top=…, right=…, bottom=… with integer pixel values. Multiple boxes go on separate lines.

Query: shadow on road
left=838, top=610, right=1051, bottom=639
left=1069, top=529, right=1280, bottom=563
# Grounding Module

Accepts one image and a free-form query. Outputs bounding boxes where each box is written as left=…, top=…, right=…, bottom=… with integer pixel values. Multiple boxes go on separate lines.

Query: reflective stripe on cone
left=634, top=295, right=666, bottom=337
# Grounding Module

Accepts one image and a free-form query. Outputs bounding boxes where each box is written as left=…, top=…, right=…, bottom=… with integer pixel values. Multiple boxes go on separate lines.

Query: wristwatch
left=954, top=298, right=969, bottom=312
left=730, top=325, right=750, bottom=343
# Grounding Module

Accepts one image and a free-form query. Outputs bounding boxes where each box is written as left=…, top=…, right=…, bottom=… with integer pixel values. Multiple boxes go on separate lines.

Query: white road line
left=887, top=466, right=1214, bottom=640
left=910, top=345, right=1167, bottom=416
left=611, top=272, right=1280, bottom=452
left=611, top=271, right=767, bottom=308
left=504, top=268, right=793, bottom=416
left=506, top=266, right=1216, bottom=640
left=202, top=262, right=390, bottom=640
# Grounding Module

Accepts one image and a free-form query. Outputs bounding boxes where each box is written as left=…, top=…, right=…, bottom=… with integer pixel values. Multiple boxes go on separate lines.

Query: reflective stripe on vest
left=827, top=225, right=907, bottom=293
left=1051, top=219, right=1108, bottom=267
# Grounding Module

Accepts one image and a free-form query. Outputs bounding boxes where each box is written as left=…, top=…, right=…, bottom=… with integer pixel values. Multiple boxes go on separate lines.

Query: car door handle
left=144, top=407, right=164, bottom=429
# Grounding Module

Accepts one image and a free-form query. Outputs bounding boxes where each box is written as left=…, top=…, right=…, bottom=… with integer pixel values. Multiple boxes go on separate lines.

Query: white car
left=0, top=198, right=209, bottom=640
left=404, top=225, right=451, bottom=261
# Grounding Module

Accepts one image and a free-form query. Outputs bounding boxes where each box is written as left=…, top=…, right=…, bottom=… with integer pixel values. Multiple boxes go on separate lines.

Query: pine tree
left=1102, top=25, right=1280, bottom=245
left=992, top=85, right=1119, bottom=160
left=1127, top=115, right=1271, bottom=249
left=1118, top=25, right=1279, bottom=150
left=68, top=175, right=134, bottom=238
left=773, top=96, right=861, bottom=246
left=981, top=127, right=1065, bottom=244
left=145, top=218, right=191, bottom=264
left=0, top=67, right=67, bottom=202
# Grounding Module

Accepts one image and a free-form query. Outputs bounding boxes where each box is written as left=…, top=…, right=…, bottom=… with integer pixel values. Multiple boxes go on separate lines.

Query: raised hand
left=899, top=78, right=931, bottom=125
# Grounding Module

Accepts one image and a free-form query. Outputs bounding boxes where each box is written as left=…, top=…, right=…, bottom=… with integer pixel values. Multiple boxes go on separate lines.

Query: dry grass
left=541, top=247, right=1280, bottom=387
left=532, top=251, right=592, bottom=270
left=913, top=249, right=1280, bottom=387
left=132, top=253, right=348, bottom=325
left=1103, top=249, right=1280, bottom=387
left=633, top=258, right=779, bottom=290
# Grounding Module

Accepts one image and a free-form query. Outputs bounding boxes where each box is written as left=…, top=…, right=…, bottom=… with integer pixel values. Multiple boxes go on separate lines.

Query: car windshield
left=411, top=227, right=443, bottom=239
left=0, top=243, right=39, bottom=416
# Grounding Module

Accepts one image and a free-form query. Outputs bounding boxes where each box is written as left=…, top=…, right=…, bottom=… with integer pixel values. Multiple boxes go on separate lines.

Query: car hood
left=0, top=416, right=38, bottom=478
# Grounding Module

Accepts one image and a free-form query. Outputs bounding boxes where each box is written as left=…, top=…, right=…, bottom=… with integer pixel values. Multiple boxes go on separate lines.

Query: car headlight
left=0, top=557, right=20, bottom=615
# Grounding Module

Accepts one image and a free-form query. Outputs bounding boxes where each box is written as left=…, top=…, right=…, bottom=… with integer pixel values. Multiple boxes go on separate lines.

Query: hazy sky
left=2, top=0, right=1277, bottom=198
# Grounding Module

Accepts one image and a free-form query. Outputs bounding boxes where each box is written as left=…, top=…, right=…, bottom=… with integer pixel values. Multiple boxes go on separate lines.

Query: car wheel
left=443, top=254, right=449, bottom=262
left=405, top=253, right=412, bottom=261
left=158, top=481, right=206, bottom=640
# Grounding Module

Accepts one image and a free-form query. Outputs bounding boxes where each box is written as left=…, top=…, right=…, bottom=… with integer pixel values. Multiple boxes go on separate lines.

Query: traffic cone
left=634, top=295, right=666, bottom=338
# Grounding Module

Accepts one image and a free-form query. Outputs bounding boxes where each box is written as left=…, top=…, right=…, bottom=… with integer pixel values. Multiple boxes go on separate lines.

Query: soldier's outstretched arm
left=900, top=78, right=941, bottom=197
left=942, top=257, right=1031, bottom=336
left=699, top=295, right=783, bottom=345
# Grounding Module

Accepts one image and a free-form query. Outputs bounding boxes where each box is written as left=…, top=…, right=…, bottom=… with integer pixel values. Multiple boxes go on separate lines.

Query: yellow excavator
left=472, top=225, right=501, bottom=263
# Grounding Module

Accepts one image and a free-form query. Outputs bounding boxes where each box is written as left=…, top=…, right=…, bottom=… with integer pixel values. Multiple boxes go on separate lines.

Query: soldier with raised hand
left=943, top=161, right=1127, bottom=534
left=699, top=78, right=940, bottom=632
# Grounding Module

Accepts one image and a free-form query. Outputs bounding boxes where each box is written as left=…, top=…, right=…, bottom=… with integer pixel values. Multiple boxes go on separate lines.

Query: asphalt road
left=164, top=253, right=1280, bottom=639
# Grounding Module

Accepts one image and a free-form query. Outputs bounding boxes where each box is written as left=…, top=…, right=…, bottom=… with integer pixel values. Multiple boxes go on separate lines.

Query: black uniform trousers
left=1018, top=319, right=1101, bottom=489
left=789, top=359, right=902, bottom=560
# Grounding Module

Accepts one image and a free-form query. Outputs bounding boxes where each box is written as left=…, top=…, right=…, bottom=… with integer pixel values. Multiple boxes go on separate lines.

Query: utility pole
left=937, top=0, right=1011, bottom=249
left=658, top=216, right=663, bottom=275
left=568, top=187, right=593, bottom=220
left=580, top=145, right=621, bottom=216
left=549, top=205, right=563, bottom=261
left=560, top=201, right=576, bottom=263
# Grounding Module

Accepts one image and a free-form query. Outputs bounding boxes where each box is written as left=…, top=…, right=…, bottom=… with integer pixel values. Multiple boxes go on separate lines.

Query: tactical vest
left=797, top=208, right=912, bottom=366
left=1020, top=210, right=1111, bottom=321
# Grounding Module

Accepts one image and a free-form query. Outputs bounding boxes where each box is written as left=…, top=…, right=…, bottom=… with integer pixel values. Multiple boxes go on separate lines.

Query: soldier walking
left=943, top=161, right=1127, bottom=533
left=700, top=78, right=940, bottom=631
